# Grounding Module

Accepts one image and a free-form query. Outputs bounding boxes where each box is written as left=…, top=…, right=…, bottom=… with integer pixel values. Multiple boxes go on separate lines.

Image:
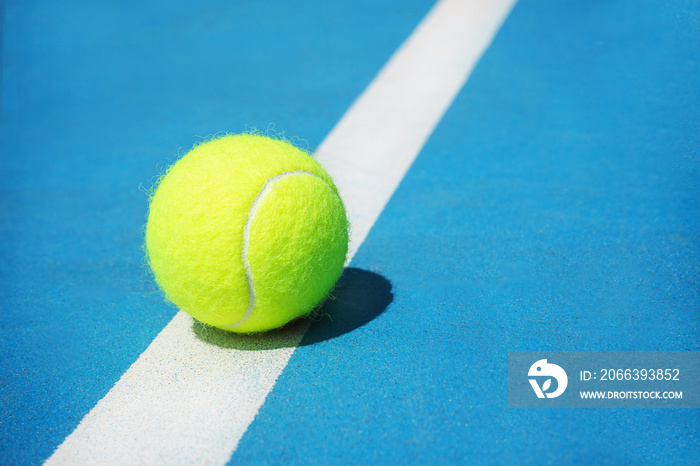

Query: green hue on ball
left=145, top=134, right=349, bottom=333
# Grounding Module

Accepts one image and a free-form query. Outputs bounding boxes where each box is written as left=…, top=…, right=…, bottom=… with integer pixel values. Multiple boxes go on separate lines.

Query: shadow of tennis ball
left=299, top=267, right=393, bottom=346
left=192, top=267, right=393, bottom=350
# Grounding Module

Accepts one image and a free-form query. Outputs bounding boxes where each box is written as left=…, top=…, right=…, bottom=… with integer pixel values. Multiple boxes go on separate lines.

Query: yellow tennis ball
left=145, top=133, right=349, bottom=333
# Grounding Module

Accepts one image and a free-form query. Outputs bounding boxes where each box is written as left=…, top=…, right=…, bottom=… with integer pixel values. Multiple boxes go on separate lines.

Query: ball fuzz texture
left=145, top=134, right=348, bottom=333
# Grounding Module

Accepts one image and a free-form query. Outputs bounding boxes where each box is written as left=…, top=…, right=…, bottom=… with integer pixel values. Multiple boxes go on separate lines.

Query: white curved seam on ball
left=226, top=170, right=323, bottom=328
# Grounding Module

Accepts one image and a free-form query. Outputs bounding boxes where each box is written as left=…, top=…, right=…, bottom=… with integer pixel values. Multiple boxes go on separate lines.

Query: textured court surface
left=1, top=0, right=699, bottom=464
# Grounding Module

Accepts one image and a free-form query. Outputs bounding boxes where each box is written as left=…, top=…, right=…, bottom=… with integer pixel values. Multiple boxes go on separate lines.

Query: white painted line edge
left=45, top=0, right=517, bottom=464
left=317, top=0, right=518, bottom=260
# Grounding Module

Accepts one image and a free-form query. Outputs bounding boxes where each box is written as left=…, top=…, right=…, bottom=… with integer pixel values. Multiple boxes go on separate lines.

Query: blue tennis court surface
left=1, top=0, right=698, bottom=464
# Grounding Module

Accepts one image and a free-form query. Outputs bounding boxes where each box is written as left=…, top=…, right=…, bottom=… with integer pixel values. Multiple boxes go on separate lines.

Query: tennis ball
left=145, top=133, right=348, bottom=333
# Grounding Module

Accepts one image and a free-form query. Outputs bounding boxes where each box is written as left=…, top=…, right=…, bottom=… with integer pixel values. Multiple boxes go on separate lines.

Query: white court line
left=46, top=0, right=516, bottom=464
